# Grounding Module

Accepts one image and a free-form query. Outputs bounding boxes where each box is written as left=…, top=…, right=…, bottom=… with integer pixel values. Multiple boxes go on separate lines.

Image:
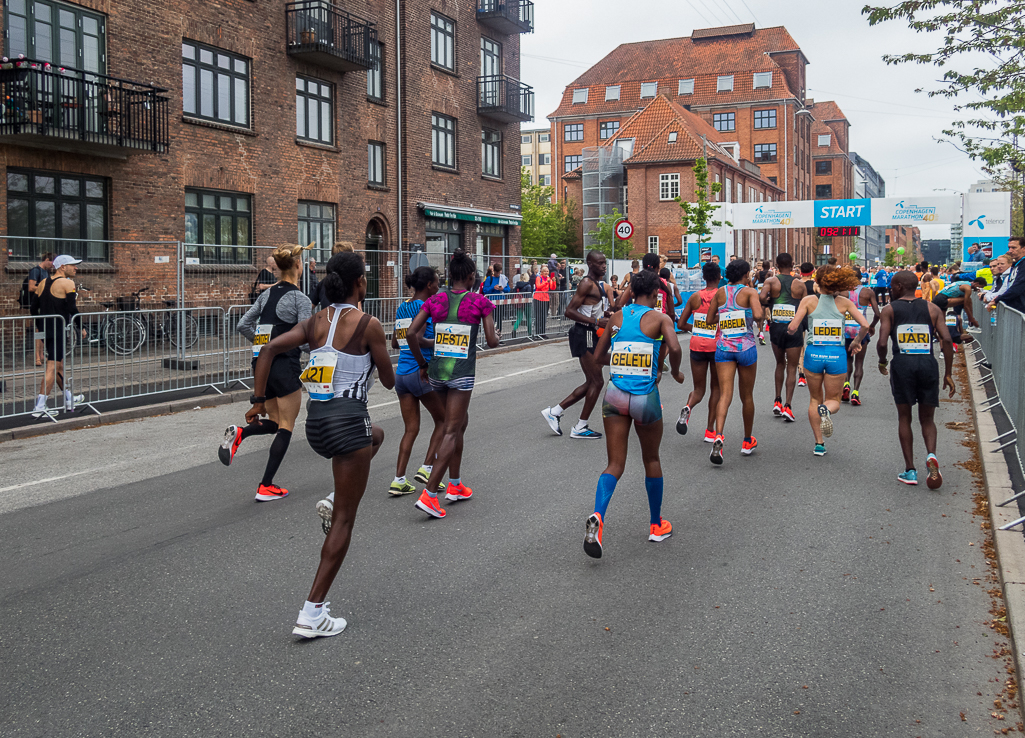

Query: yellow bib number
left=896, top=323, right=931, bottom=355
left=718, top=310, right=747, bottom=337
left=435, top=323, right=472, bottom=359
left=301, top=350, right=336, bottom=401
left=810, top=318, right=843, bottom=345
left=252, top=324, right=273, bottom=358
left=771, top=304, right=796, bottom=323
left=610, top=341, right=654, bottom=377
left=394, top=317, right=413, bottom=349
left=692, top=312, right=717, bottom=339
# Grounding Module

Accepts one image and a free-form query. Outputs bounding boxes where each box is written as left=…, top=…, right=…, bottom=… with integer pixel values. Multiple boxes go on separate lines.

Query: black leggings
left=533, top=300, right=548, bottom=336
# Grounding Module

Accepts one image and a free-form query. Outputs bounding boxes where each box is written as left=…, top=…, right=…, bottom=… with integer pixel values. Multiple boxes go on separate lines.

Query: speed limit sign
left=615, top=219, right=634, bottom=240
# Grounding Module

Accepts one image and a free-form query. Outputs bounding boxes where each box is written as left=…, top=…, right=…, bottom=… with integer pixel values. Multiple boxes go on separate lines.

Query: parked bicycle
left=81, top=287, right=200, bottom=356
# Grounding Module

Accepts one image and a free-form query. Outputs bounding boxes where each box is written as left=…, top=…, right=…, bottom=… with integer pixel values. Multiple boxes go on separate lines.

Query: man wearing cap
left=33, top=255, right=85, bottom=415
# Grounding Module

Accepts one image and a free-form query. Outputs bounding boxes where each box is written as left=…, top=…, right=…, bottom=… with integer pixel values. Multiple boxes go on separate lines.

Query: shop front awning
left=418, top=202, right=522, bottom=226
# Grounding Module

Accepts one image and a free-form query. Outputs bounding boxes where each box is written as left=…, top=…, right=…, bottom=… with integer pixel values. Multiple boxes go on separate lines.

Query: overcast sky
left=521, top=0, right=993, bottom=238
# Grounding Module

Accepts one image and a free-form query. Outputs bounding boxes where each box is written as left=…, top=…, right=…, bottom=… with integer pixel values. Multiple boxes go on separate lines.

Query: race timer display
left=817, top=227, right=861, bottom=237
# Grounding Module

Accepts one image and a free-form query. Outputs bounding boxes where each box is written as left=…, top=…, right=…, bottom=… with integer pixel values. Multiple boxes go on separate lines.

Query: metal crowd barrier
left=0, top=313, right=67, bottom=420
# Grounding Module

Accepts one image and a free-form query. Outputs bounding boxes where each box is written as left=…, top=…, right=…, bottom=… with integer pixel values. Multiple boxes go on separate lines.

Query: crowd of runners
left=212, top=240, right=1010, bottom=639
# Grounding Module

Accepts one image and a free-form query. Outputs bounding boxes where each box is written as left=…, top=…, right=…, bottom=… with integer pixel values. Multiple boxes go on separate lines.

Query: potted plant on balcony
left=300, top=29, right=317, bottom=44
left=0, top=56, right=30, bottom=83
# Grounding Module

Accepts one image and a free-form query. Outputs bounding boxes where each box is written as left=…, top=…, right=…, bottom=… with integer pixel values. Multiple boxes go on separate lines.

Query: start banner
left=732, top=194, right=965, bottom=230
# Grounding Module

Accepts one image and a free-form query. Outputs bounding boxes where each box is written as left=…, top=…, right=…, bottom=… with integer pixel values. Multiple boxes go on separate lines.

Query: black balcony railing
left=0, top=58, right=169, bottom=155
left=286, top=1, right=377, bottom=73
left=477, top=75, right=534, bottom=123
left=477, top=0, right=534, bottom=34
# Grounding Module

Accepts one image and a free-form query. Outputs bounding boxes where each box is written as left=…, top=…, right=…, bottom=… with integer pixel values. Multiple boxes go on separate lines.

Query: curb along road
left=966, top=344, right=1025, bottom=728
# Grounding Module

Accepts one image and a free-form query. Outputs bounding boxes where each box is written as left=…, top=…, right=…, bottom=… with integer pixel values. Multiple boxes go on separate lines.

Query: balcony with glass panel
left=476, top=0, right=534, bottom=34
left=0, top=59, right=169, bottom=156
left=286, top=1, right=377, bottom=73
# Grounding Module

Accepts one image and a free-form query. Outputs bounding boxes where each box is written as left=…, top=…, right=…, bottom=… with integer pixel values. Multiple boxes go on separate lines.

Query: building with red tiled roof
left=808, top=100, right=855, bottom=262
left=562, top=94, right=783, bottom=265
left=549, top=23, right=848, bottom=264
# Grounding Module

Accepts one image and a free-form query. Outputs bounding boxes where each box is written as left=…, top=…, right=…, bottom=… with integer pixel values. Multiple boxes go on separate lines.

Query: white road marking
left=0, top=468, right=106, bottom=493
left=366, top=358, right=576, bottom=410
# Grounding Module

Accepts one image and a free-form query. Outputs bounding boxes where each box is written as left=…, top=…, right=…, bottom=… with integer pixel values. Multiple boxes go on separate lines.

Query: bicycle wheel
left=105, top=316, right=147, bottom=355
left=168, top=313, right=200, bottom=348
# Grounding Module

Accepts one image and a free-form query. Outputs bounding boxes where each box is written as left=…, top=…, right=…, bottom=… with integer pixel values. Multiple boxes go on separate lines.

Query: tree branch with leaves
left=677, top=157, right=730, bottom=248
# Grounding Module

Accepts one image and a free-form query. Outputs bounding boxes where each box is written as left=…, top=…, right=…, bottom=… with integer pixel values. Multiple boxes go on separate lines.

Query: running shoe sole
left=814, top=446, right=827, bottom=457
left=444, top=486, right=473, bottom=502
left=782, top=409, right=796, bottom=422
left=676, top=407, right=690, bottom=435
left=772, top=404, right=782, bottom=417
left=926, top=457, right=943, bottom=490
left=414, top=469, right=430, bottom=485
left=818, top=405, right=833, bottom=438
left=415, top=497, right=446, bottom=518
left=316, top=498, right=333, bottom=534
left=389, top=483, right=417, bottom=496
left=710, top=439, right=724, bottom=466
left=293, top=617, right=347, bottom=638
left=649, top=522, right=672, bottom=542
left=703, top=433, right=716, bottom=444
left=541, top=408, right=562, bottom=436
left=219, top=425, right=241, bottom=466
left=583, top=514, right=603, bottom=559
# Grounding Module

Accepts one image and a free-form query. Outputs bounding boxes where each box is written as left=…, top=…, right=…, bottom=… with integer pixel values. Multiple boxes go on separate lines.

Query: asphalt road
left=0, top=340, right=1013, bottom=737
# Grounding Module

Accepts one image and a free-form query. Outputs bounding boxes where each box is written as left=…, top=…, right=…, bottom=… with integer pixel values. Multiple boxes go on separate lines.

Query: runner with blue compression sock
left=583, top=269, right=684, bottom=559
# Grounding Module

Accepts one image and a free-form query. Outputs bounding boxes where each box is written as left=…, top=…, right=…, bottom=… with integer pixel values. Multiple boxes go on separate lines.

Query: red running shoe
left=772, top=400, right=783, bottom=417
left=703, top=429, right=717, bottom=443
left=781, top=404, right=796, bottom=422
left=741, top=436, right=758, bottom=455
left=648, top=518, right=673, bottom=542
left=797, top=374, right=807, bottom=388
left=850, top=390, right=862, bottom=406
left=255, top=483, right=289, bottom=502
left=415, top=490, right=446, bottom=518
left=842, top=383, right=851, bottom=402
left=444, top=482, right=473, bottom=502
left=219, top=425, right=243, bottom=466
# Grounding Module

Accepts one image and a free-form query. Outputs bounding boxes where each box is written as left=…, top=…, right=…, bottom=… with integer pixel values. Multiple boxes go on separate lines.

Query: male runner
left=876, top=271, right=955, bottom=488
left=616, top=253, right=676, bottom=322
left=797, top=262, right=817, bottom=388
left=542, top=250, right=611, bottom=439
left=842, top=279, right=880, bottom=405
left=931, top=278, right=985, bottom=343
left=759, top=253, right=806, bottom=421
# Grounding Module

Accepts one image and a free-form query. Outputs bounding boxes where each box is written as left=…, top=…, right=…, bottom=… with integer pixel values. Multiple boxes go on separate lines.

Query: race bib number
left=843, top=310, right=861, bottom=329
left=394, top=317, right=412, bottom=349
left=945, top=312, right=957, bottom=326
left=896, top=323, right=931, bottom=355
left=810, top=318, right=844, bottom=345
left=252, top=324, right=273, bottom=358
left=435, top=323, right=472, bottom=359
left=656, top=291, right=665, bottom=312
left=718, top=310, right=748, bottom=337
left=771, top=304, right=796, bottom=323
left=610, top=341, right=654, bottom=377
left=692, top=312, right=717, bottom=339
left=300, top=350, right=336, bottom=401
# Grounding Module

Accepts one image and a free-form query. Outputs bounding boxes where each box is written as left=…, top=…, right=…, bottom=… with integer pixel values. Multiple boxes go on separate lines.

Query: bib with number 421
left=300, top=350, right=336, bottom=401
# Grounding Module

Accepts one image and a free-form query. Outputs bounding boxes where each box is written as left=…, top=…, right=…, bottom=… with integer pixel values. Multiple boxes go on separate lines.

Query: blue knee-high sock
left=593, top=473, right=618, bottom=518
left=645, top=476, right=664, bottom=526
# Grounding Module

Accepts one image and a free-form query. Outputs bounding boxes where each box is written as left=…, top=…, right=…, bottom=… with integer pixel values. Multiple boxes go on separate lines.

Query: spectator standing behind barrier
left=513, top=271, right=533, bottom=335
left=986, top=236, right=1025, bottom=312
left=533, top=265, right=557, bottom=338
left=250, top=255, right=278, bottom=302
left=483, top=263, right=510, bottom=331
left=33, top=255, right=86, bottom=416
left=306, top=259, right=320, bottom=305
left=26, top=252, right=54, bottom=366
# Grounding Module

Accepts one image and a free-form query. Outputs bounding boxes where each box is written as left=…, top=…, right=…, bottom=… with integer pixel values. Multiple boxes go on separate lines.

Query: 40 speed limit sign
left=615, top=219, right=634, bottom=240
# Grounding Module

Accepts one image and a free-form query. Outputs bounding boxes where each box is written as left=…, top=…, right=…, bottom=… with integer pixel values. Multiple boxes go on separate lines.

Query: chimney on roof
left=691, top=23, right=756, bottom=40
left=805, top=99, right=815, bottom=106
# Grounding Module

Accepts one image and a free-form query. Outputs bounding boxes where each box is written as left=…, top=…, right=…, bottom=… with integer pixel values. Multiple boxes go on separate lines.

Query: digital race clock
left=817, top=227, right=861, bottom=237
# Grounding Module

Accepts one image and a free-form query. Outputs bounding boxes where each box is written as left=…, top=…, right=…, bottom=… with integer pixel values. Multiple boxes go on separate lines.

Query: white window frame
left=522, top=155, right=531, bottom=166
left=640, top=82, right=657, bottom=98
left=736, top=182, right=743, bottom=203
left=725, top=178, right=733, bottom=203
left=521, top=135, right=532, bottom=144
left=540, top=153, right=550, bottom=165
left=539, top=133, right=550, bottom=143
left=818, top=134, right=831, bottom=147
left=572, top=88, right=589, bottom=104
left=648, top=235, right=659, bottom=254
left=605, top=85, right=620, bottom=101
left=717, top=75, right=734, bottom=92
left=714, top=173, right=721, bottom=201
left=753, top=72, right=772, bottom=89
left=668, top=131, right=678, bottom=143
left=678, top=78, right=695, bottom=95
left=368, top=141, right=385, bottom=185
left=659, top=173, right=680, bottom=201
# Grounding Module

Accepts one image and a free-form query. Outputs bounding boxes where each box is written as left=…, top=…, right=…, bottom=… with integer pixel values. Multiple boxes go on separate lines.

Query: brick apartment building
left=520, top=127, right=551, bottom=185
left=885, top=225, right=922, bottom=262
left=808, top=99, right=854, bottom=262
left=0, top=0, right=532, bottom=313
left=548, top=23, right=853, bottom=265
left=562, top=95, right=783, bottom=265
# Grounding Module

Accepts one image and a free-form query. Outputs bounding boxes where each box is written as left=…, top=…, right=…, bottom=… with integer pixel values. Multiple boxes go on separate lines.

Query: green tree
left=676, top=157, right=730, bottom=247
left=520, top=169, right=579, bottom=258
left=863, top=2, right=1025, bottom=173
left=587, top=208, right=630, bottom=258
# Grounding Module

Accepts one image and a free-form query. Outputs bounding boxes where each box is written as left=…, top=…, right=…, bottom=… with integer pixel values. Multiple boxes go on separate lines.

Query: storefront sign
left=422, top=207, right=521, bottom=226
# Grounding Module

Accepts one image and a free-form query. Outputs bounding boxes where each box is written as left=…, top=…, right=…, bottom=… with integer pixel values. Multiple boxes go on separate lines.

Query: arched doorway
left=365, top=220, right=385, bottom=299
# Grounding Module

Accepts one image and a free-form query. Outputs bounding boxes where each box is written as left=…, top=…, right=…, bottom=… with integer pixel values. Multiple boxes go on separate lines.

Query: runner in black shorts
left=759, top=253, right=806, bottom=422
left=541, top=250, right=611, bottom=440
left=876, top=271, right=955, bottom=489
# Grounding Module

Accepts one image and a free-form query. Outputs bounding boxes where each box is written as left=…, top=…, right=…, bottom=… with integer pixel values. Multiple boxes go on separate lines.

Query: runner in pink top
left=675, top=261, right=722, bottom=441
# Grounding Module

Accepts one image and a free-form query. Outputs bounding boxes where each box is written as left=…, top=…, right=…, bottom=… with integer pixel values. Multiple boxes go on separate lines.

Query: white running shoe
left=316, top=497, right=333, bottom=535
left=541, top=407, right=562, bottom=436
left=63, top=393, right=84, bottom=411
left=292, top=603, right=347, bottom=639
left=570, top=424, right=602, bottom=439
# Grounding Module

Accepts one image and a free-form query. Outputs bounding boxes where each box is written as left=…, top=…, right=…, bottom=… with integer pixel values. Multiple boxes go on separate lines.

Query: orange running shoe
left=772, top=400, right=783, bottom=417
left=255, top=483, right=289, bottom=502
left=584, top=513, right=603, bottom=558
left=444, top=482, right=473, bottom=502
left=219, top=425, right=243, bottom=466
left=703, top=429, right=716, bottom=443
left=741, top=436, right=758, bottom=455
left=649, top=517, right=672, bottom=542
left=415, top=490, right=446, bottom=518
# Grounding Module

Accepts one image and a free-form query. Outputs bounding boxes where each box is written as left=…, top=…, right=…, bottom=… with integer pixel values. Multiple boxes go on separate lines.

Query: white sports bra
left=301, top=304, right=374, bottom=403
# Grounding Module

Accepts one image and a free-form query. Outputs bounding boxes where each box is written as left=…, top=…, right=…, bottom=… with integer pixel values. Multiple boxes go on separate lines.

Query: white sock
left=302, top=600, right=325, bottom=618
left=423, top=465, right=433, bottom=473
left=327, top=491, right=335, bottom=503
left=450, top=477, right=461, bottom=486
left=574, top=419, right=589, bottom=431
left=35, top=394, right=47, bottom=407
left=551, top=405, right=564, bottom=417
left=64, top=389, right=73, bottom=402
left=394, top=476, right=406, bottom=484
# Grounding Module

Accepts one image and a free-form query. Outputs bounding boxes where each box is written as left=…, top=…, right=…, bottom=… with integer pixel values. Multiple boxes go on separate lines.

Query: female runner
left=787, top=265, right=868, bottom=456
left=706, top=259, right=764, bottom=465
left=390, top=266, right=446, bottom=495
left=221, top=244, right=312, bottom=501
left=248, top=251, right=394, bottom=638
left=675, top=261, right=722, bottom=441
left=404, top=249, right=501, bottom=519
left=583, top=269, right=684, bottom=559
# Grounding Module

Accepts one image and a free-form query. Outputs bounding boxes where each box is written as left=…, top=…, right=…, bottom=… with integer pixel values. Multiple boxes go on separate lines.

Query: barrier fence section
left=0, top=313, right=66, bottom=420
left=971, top=295, right=1025, bottom=470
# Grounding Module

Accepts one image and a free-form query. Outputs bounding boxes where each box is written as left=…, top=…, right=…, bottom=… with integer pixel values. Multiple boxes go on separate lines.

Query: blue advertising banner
left=813, top=199, right=872, bottom=227
left=688, top=242, right=726, bottom=269
left=962, top=237, right=1008, bottom=264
